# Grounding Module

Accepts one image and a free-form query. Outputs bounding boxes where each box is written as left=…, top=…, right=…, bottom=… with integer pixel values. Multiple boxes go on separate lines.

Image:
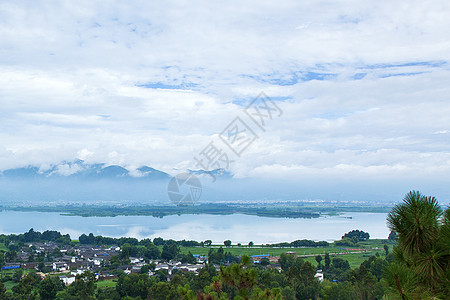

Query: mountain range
left=0, top=160, right=171, bottom=180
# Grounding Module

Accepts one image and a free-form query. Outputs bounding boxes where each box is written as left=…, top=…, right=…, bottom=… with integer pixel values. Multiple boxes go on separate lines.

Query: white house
left=59, top=275, right=76, bottom=286
left=315, top=270, right=324, bottom=281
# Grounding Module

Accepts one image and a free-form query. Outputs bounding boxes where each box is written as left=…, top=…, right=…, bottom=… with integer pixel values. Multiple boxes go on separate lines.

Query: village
left=1, top=241, right=327, bottom=287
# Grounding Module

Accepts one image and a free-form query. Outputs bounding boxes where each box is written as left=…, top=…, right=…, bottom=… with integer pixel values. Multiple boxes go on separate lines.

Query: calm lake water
left=0, top=211, right=389, bottom=244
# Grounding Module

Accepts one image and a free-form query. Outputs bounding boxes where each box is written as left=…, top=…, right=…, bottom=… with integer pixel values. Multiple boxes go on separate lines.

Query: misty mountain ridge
left=0, top=161, right=235, bottom=204
left=0, top=160, right=234, bottom=181
left=0, top=160, right=171, bottom=180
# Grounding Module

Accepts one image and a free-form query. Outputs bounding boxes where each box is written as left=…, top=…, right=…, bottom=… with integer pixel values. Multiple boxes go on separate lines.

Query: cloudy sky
left=1, top=1, right=449, bottom=200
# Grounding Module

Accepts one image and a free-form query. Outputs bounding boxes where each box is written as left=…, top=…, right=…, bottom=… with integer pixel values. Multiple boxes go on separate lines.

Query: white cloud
left=0, top=0, right=449, bottom=193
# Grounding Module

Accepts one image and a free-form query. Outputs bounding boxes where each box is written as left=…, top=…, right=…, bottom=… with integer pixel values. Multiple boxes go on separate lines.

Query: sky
left=1, top=1, right=450, bottom=202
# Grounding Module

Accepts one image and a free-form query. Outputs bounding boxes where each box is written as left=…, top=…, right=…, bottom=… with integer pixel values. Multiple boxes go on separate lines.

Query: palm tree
left=384, top=191, right=449, bottom=298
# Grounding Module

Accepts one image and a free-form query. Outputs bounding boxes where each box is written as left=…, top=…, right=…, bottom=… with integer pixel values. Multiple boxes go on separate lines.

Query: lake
left=0, top=211, right=389, bottom=244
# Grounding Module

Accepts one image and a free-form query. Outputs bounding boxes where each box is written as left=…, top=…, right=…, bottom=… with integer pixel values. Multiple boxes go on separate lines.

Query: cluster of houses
left=2, top=242, right=211, bottom=285
left=2, top=242, right=324, bottom=285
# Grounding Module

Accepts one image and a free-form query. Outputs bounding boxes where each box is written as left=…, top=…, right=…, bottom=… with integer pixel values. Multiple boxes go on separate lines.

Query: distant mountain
left=0, top=161, right=171, bottom=180
left=2, top=166, right=41, bottom=178
left=0, top=161, right=235, bottom=182
left=0, top=162, right=235, bottom=204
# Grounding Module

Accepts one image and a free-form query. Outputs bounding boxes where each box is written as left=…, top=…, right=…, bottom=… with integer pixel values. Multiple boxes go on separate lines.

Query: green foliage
left=315, top=254, right=323, bottom=267
left=260, top=257, right=270, bottom=266
left=148, top=281, right=178, bottom=299
left=39, top=276, right=64, bottom=300
left=66, top=270, right=97, bottom=299
left=142, top=243, right=160, bottom=260
left=387, top=191, right=442, bottom=260
left=116, top=273, right=152, bottom=299
left=12, top=269, right=23, bottom=283
left=281, top=286, right=295, bottom=300
left=384, top=191, right=450, bottom=298
left=153, top=237, right=164, bottom=246
left=220, top=255, right=260, bottom=299
left=180, top=251, right=196, bottom=264
left=324, top=252, right=331, bottom=269
left=208, top=247, right=239, bottom=265
left=195, top=268, right=211, bottom=291
left=295, top=261, right=320, bottom=299
left=0, top=281, right=6, bottom=298
left=161, top=243, right=179, bottom=261
left=5, top=250, right=17, bottom=263
left=320, top=281, right=354, bottom=300
left=342, top=230, right=370, bottom=242
left=96, top=286, right=120, bottom=300
left=334, top=237, right=357, bottom=247
left=119, top=243, right=138, bottom=259
left=0, top=252, right=4, bottom=269
left=388, top=230, right=397, bottom=241
left=12, top=272, right=41, bottom=299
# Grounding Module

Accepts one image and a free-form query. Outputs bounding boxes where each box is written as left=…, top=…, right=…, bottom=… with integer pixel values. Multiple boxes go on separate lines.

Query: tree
left=0, top=252, right=4, bottom=269
left=350, top=264, right=382, bottom=300
left=342, top=230, right=370, bottom=242
left=315, top=255, right=322, bottom=268
left=180, top=251, right=196, bottom=264
left=5, top=250, right=17, bottom=262
left=67, top=271, right=97, bottom=299
left=260, top=258, right=270, bottom=266
left=148, top=282, right=178, bottom=299
left=13, top=269, right=23, bottom=283
left=24, top=228, right=41, bottom=242
left=116, top=273, right=152, bottom=299
left=153, top=237, right=164, bottom=246
left=0, top=282, right=6, bottom=299
left=96, top=287, right=120, bottom=300
left=195, top=268, right=211, bottom=290
left=248, top=241, right=254, bottom=247
left=220, top=255, right=258, bottom=298
left=143, top=243, right=160, bottom=260
left=224, top=240, right=231, bottom=247
left=204, top=239, right=212, bottom=247
left=12, top=273, right=41, bottom=299
left=388, top=230, right=397, bottom=241
left=39, top=276, right=64, bottom=300
left=297, top=261, right=320, bottom=299
left=320, top=281, right=354, bottom=300
left=387, top=191, right=442, bottom=260
left=78, top=233, right=96, bottom=245
left=384, top=191, right=450, bottom=298
left=324, top=252, right=331, bottom=270
left=281, top=286, right=295, bottom=300
left=161, top=243, right=179, bottom=261
left=278, top=253, right=296, bottom=272
left=383, top=244, right=389, bottom=256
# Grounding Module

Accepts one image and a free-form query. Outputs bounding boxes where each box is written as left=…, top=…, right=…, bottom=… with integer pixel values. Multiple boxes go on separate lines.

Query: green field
left=97, top=278, right=118, bottom=288
left=178, top=239, right=393, bottom=269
